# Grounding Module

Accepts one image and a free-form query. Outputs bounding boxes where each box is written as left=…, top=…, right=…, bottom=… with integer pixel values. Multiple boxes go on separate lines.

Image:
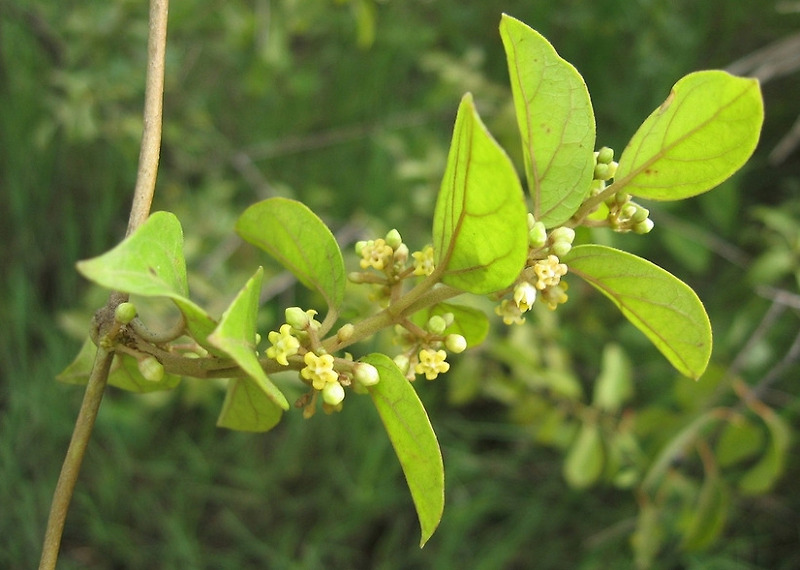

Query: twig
left=39, top=1, right=170, bottom=568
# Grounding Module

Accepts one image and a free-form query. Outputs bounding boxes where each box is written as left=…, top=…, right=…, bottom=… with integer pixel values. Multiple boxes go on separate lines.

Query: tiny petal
left=513, top=281, right=537, bottom=312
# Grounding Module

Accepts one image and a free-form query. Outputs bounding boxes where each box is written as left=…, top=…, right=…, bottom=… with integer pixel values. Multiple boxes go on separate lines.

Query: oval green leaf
left=363, top=353, right=444, bottom=547
left=681, top=475, right=729, bottom=551
left=236, top=197, right=346, bottom=311
left=216, top=377, right=284, bottom=432
left=75, top=211, right=218, bottom=349
left=208, top=267, right=290, bottom=414
left=500, top=14, right=596, bottom=226
left=615, top=70, right=763, bottom=200
left=566, top=244, right=711, bottom=379
left=563, top=419, right=604, bottom=489
left=433, top=93, right=528, bottom=295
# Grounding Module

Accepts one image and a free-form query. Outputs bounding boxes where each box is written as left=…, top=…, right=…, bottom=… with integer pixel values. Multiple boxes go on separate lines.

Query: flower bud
left=550, top=241, right=572, bottom=257
left=114, top=302, right=137, bottom=325
left=549, top=226, right=575, bottom=245
left=355, top=240, right=367, bottom=256
left=632, top=205, right=650, bottom=224
left=322, top=381, right=345, bottom=406
left=138, top=356, right=164, bottom=382
left=385, top=228, right=403, bottom=249
left=393, top=354, right=410, bottom=373
left=393, top=243, right=409, bottom=264
left=353, top=362, right=380, bottom=386
left=445, top=334, right=467, bottom=354
left=615, top=192, right=630, bottom=205
left=528, top=221, right=548, bottom=249
left=336, top=323, right=354, bottom=342
left=285, top=307, right=311, bottom=330
left=633, top=219, right=655, bottom=234
left=606, top=161, right=618, bottom=179
left=594, top=163, right=609, bottom=180
left=427, top=315, right=447, bottom=335
left=597, top=146, right=614, bottom=164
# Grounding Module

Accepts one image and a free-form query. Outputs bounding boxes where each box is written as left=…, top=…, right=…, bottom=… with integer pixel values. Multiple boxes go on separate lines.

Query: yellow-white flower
left=415, top=348, right=450, bottom=380
left=301, top=351, right=338, bottom=390
left=266, top=324, right=300, bottom=366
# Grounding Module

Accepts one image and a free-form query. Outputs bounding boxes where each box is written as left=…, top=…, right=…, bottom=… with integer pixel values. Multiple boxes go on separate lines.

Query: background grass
left=2, top=0, right=799, bottom=568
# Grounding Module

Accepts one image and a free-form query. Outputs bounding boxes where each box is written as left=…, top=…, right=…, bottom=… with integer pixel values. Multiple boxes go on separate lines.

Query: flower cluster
left=263, top=307, right=380, bottom=415
left=392, top=313, right=466, bottom=382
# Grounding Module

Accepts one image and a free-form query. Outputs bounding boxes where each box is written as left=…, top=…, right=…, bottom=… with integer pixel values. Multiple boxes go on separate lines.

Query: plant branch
left=38, top=346, right=115, bottom=570
left=40, top=1, right=170, bottom=568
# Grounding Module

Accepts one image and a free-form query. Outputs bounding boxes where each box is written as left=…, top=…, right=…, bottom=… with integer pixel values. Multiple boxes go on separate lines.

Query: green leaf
left=615, top=70, right=763, bottom=200
left=57, top=338, right=180, bottom=393
left=592, top=343, right=633, bottom=413
left=363, top=353, right=444, bottom=547
left=566, top=244, right=712, bottom=379
left=236, top=197, right=346, bottom=311
left=500, top=14, right=596, bottom=226
left=76, top=211, right=188, bottom=297
left=716, top=417, right=765, bottom=468
left=563, top=419, right=604, bottom=489
left=75, top=211, right=218, bottom=349
left=208, top=266, right=290, bottom=420
left=681, top=476, right=729, bottom=551
left=739, top=408, right=791, bottom=495
left=433, top=93, right=528, bottom=295
left=216, top=378, right=284, bottom=432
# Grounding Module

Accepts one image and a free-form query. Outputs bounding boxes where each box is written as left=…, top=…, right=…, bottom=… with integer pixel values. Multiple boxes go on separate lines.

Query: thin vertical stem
left=39, top=1, right=170, bottom=568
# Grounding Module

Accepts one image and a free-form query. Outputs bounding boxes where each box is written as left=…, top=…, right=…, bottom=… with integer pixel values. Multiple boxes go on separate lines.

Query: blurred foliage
left=2, top=0, right=800, bottom=568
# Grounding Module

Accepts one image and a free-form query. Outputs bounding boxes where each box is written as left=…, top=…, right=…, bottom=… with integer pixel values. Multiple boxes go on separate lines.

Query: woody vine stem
left=38, top=0, right=169, bottom=568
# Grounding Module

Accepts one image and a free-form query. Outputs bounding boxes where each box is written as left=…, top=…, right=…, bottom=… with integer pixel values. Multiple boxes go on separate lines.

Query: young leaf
left=563, top=419, right=604, bottom=489
left=615, top=70, right=763, bottom=200
left=236, top=197, right=346, bottom=311
left=566, top=244, right=712, bottom=379
left=75, top=211, right=218, bottom=348
left=433, top=93, right=528, bottom=295
left=499, top=14, right=596, bottom=226
left=362, top=353, right=444, bottom=547
left=208, top=267, right=290, bottom=415
left=76, top=211, right=188, bottom=298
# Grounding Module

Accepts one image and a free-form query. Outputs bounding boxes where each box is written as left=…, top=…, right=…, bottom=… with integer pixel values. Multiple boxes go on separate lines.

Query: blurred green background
left=2, top=0, right=799, bottom=568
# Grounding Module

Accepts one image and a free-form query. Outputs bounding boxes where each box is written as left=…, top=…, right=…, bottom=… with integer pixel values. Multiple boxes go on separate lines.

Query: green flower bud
left=606, top=161, right=618, bottom=179
left=445, top=334, right=467, bottom=354
left=632, top=205, right=650, bottom=223
left=597, top=146, right=614, bottom=164
left=138, top=356, right=164, bottom=383
left=353, top=362, right=380, bottom=386
left=393, top=243, right=409, bottom=264
left=322, top=381, right=345, bottom=406
left=427, top=315, right=447, bottom=335
left=593, top=163, right=609, bottom=180
left=385, top=228, right=403, bottom=249
left=393, top=354, right=410, bottom=373
left=528, top=221, right=548, bottom=249
left=285, top=306, right=311, bottom=330
left=114, top=302, right=137, bottom=325
left=336, top=323, right=354, bottom=342
left=527, top=212, right=537, bottom=230
left=549, top=226, right=575, bottom=245
left=355, top=240, right=367, bottom=256
left=615, top=192, right=630, bottom=205
left=633, top=219, right=655, bottom=234
left=441, top=312, right=455, bottom=327
left=621, top=204, right=637, bottom=220
left=551, top=241, right=572, bottom=257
